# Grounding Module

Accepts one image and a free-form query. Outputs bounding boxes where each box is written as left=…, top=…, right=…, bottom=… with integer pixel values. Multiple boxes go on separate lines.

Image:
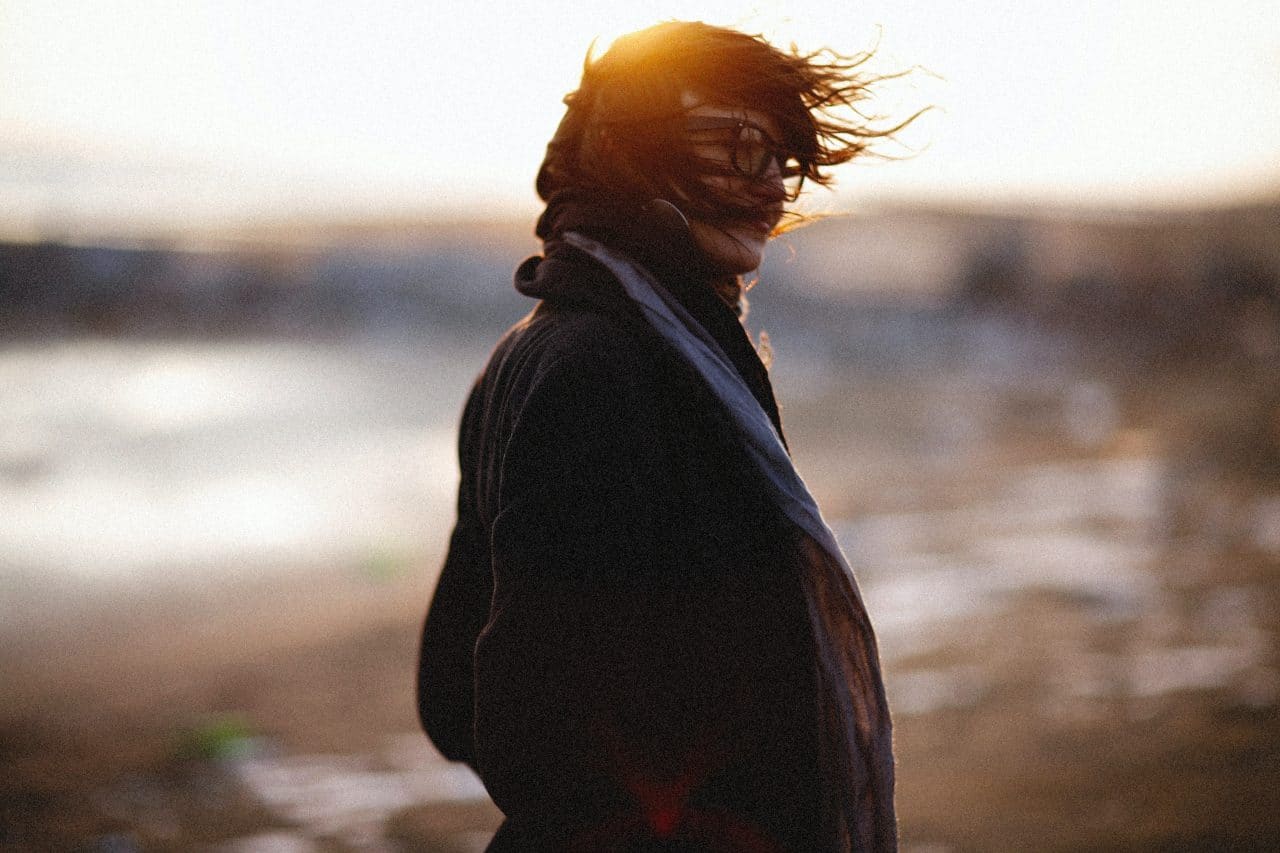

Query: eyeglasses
left=684, top=116, right=801, bottom=182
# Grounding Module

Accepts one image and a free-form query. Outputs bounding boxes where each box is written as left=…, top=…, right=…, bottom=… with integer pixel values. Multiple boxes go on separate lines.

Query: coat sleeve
left=417, top=379, right=490, bottom=768
left=472, top=336, right=733, bottom=831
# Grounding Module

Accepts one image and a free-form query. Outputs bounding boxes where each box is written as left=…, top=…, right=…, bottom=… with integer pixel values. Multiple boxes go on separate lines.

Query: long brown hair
left=536, top=21, right=923, bottom=226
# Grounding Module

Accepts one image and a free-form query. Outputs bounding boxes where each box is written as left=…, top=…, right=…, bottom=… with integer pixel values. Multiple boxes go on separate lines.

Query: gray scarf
left=564, top=231, right=897, bottom=852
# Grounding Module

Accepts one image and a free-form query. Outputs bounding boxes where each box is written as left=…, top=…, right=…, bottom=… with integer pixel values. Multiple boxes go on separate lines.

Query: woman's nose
left=750, top=163, right=787, bottom=203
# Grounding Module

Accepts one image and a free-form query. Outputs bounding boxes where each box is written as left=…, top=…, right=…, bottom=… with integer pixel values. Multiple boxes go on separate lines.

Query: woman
left=419, top=21, right=905, bottom=852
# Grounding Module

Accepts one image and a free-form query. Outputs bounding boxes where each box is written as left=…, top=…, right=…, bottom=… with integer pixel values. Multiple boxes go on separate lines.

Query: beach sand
left=4, top=550, right=1278, bottom=851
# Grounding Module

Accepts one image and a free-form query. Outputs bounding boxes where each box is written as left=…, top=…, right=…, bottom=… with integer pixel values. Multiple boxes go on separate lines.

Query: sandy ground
left=3, top=552, right=1278, bottom=852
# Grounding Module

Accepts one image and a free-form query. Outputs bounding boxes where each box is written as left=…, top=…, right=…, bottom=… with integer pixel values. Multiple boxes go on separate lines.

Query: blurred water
left=0, top=335, right=486, bottom=603
left=5, top=334, right=1275, bottom=675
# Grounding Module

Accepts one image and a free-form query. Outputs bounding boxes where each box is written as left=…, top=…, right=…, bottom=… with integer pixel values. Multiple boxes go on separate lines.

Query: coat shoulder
left=492, top=299, right=672, bottom=400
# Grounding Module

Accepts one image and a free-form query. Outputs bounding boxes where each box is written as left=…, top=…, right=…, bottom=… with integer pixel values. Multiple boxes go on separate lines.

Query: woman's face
left=681, top=92, right=788, bottom=276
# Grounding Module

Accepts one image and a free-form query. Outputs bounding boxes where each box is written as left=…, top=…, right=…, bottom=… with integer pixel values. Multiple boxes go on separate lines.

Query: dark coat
left=418, top=205, right=829, bottom=851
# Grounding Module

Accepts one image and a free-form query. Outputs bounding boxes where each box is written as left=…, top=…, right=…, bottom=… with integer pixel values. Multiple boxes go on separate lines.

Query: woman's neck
left=709, top=274, right=744, bottom=315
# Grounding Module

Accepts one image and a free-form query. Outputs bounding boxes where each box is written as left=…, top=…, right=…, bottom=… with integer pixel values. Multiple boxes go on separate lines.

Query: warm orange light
left=1, top=0, right=1276, bottom=237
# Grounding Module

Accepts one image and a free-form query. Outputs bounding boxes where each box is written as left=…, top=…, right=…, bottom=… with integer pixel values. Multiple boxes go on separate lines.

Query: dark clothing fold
left=417, top=194, right=891, bottom=851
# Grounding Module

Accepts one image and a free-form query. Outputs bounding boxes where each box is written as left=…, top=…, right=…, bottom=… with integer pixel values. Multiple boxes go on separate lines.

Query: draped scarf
left=559, top=228, right=897, bottom=853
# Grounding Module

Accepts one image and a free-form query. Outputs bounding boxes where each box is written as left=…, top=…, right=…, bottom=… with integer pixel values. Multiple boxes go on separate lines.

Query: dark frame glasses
left=683, top=116, right=801, bottom=182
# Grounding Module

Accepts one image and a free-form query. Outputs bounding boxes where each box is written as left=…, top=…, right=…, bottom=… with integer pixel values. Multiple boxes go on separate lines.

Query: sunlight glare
left=0, top=0, right=1277, bottom=232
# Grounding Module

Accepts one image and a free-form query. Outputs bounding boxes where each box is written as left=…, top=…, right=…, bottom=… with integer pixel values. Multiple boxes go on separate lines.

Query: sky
left=2, top=0, right=1279, bottom=236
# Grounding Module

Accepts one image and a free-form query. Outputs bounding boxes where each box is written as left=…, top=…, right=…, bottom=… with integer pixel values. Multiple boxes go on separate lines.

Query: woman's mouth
left=741, top=217, right=777, bottom=238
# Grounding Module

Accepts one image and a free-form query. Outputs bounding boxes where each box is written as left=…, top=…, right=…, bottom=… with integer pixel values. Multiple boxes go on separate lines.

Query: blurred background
left=2, top=1, right=1278, bottom=850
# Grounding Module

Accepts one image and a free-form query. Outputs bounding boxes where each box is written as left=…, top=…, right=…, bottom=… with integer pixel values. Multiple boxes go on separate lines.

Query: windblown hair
left=536, top=20, right=920, bottom=227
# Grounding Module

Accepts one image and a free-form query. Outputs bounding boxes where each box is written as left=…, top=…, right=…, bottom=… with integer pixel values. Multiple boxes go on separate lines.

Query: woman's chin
left=691, top=221, right=769, bottom=275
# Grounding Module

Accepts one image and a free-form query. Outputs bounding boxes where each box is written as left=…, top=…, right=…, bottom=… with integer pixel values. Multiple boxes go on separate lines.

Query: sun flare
left=1, top=0, right=1277, bottom=236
